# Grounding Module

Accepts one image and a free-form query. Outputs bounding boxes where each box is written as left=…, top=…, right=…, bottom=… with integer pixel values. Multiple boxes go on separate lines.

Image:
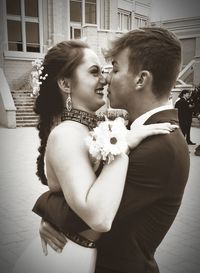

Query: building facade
left=0, top=0, right=199, bottom=127
left=0, top=0, right=151, bottom=87
left=152, top=17, right=200, bottom=86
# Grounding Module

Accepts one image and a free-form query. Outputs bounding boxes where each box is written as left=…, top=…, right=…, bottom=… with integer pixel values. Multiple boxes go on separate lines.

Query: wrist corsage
left=85, top=117, right=129, bottom=164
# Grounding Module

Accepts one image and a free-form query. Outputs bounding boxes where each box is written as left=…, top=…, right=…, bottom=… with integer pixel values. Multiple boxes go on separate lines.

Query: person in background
left=175, top=89, right=196, bottom=145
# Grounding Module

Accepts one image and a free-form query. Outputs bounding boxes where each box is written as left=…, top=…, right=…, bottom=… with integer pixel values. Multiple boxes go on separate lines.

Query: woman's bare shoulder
left=49, top=121, right=88, bottom=143
left=46, top=121, right=89, bottom=160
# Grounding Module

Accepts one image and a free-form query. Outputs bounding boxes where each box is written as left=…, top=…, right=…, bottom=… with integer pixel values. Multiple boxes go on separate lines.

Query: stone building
left=0, top=0, right=199, bottom=127
left=152, top=16, right=200, bottom=103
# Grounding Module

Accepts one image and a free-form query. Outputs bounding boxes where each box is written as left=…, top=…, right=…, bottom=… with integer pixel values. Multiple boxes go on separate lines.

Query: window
left=70, top=0, right=96, bottom=24
left=70, top=26, right=82, bottom=39
left=70, top=0, right=96, bottom=38
left=70, top=0, right=82, bottom=22
left=6, top=0, right=41, bottom=53
left=118, top=9, right=131, bottom=31
left=134, top=14, right=148, bottom=28
left=85, top=0, right=96, bottom=24
left=99, top=0, right=110, bottom=29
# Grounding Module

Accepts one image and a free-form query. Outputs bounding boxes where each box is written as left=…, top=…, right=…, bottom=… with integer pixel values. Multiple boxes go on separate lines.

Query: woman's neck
left=61, top=108, right=99, bottom=130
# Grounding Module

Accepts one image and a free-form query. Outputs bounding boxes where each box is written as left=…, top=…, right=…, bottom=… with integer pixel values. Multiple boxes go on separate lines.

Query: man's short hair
left=179, top=89, right=190, bottom=98
left=105, top=27, right=182, bottom=98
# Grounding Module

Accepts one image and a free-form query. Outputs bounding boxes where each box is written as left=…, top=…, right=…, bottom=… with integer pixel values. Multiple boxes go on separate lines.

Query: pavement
left=0, top=126, right=199, bottom=273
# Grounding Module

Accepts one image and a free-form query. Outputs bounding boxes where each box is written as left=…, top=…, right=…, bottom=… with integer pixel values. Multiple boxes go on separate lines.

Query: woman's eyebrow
left=111, top=60, right=118, bottom=66
left=88, top=65, right=100, bottom=70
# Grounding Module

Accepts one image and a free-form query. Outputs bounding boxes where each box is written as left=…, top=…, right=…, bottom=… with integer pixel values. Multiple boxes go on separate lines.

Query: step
left=15, top=103, right=35, bottom=107
left=17, top=123, right=38, bottom=127
left=16, top=117, right=38, bottom=121
left=16, top=113, right=37, bottom=116
left=16, top=105, right=35, bottom=109
left=16, top=116, right=38, bottom=120
left=12, top=95, right=35, bottom=99
left=16, top=118, right=38, bottom=123
left=12, top=94, right=34, bottom=99
left=11, top=90, right=32, bottom=94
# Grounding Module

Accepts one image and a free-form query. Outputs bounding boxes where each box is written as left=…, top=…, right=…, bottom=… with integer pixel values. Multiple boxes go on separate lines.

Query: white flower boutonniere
left=86, top=117, right=129, bottom=164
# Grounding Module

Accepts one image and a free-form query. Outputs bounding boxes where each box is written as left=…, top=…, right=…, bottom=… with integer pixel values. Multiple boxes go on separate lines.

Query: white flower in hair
left=85, top=117, right=129, bottom=164
left=30, top=59, right=48, bottom=97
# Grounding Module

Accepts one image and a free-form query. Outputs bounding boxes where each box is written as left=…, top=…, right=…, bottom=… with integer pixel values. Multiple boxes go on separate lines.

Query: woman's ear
left=57, top=78, right=71, bottom=93
left=135, top=70, right=152, bottom=90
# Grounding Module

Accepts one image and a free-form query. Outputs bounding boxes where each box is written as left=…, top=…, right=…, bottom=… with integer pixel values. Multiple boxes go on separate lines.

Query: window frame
left=118, top=9, right=132, bottom=32
left=134, top=13, right=149, bottom=28
left=4, top=0, right=44, bottom=60
left=69, top=0, right=97, bottom=39
left=84, top=0, right=97, bottom=25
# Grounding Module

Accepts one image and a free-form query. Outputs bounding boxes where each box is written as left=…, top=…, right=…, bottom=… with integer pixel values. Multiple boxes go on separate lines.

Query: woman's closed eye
left=89, top=67, right=101, bottom=77
left=91, top=69, right=100, bottom=76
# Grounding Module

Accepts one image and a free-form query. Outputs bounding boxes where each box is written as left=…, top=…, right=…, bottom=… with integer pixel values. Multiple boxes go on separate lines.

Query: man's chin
left=110, top=101, right=123, bottom=110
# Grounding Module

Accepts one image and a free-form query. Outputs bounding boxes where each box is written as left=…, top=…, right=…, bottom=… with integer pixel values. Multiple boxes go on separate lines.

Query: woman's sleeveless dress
left=12, top=110, right=101, bottom=273
left=12, top=236, right=97, bottom=273
left=12, top=191, right=99, bottom=273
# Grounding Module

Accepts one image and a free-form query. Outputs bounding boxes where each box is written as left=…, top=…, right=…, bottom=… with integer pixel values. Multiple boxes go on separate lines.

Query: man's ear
left=135, top=70, right=152, bottom=90
left=57, top=78, right=71, bottom=93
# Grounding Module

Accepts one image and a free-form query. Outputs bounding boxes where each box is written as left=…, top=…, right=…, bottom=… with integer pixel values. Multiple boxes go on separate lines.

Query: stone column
left=194, top=37, right=200, bottom=86
left=0, top=0, right=4, bottom=69
left=51, top=0, right=69, bottom=45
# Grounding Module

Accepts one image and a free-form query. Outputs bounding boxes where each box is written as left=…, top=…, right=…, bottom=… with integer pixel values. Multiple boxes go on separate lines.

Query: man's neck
left=128, top=100, right=170, bottom=123
left=130, top=104, right=173, bottom=128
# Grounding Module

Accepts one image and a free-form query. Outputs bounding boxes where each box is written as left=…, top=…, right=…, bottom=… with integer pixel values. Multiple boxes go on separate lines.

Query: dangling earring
left=66, top=92, right=72, bottom=111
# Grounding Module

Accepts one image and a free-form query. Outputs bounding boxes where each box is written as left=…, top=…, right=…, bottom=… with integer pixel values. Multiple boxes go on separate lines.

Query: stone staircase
left=11, top=90, right=38, bottom=127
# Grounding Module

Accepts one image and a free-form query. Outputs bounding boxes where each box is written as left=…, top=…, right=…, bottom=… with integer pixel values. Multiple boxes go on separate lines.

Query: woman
left=12, top=40, right=177, bottom=273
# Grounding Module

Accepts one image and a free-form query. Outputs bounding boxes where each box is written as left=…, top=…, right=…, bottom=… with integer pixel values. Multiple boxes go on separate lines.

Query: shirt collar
left=130, top=104, right=173, bottom=129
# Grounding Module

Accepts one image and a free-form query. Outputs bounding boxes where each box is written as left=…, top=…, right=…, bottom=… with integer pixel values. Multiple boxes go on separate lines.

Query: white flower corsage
left=85, top=117, right=129, bottom=164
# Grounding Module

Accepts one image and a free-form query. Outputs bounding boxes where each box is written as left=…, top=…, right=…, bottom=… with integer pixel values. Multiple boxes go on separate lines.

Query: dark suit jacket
left=175, top=98, right=192, bottom=125
left=33, top=109, right=190, bottom=273
left=95, top=109, right=190, bottom=273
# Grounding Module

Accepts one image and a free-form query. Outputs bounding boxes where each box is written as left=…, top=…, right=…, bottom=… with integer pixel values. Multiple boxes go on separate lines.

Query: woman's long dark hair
left=34, top=40, right=89, bottom=185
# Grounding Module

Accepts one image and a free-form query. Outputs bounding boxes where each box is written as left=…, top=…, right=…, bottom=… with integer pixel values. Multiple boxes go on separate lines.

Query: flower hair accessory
left=85, top=117, right=129, bottom=164
left=30, top=59, right=48, bottom=97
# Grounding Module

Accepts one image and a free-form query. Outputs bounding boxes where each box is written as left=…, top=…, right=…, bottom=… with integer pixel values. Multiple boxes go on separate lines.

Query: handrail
left=178, top=59, right=195, bottom=80
left=0, top=68, right=16, bottom=128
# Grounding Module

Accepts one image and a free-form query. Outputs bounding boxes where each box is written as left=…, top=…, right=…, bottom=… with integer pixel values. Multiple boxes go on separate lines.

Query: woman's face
left=71, top=48, right=107, bottom=113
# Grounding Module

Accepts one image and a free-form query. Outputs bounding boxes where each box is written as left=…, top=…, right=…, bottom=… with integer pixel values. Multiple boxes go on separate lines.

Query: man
left=175, top=89, right=196, bottom=145
left=34, top=28, right=190, bottom=273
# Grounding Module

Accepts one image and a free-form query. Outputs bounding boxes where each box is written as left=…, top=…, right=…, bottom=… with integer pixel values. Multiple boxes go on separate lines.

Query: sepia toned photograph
left=0, top=0, right=200, bottom=272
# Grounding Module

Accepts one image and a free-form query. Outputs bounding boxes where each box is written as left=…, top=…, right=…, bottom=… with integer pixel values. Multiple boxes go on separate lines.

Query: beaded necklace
left=61, top=108, right=99, bottom=130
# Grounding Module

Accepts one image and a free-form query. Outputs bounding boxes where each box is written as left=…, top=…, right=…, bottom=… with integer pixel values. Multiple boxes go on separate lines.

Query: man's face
left=183, top=92, right=191, bottom=100
left=107, top=48, right=136, bottom=110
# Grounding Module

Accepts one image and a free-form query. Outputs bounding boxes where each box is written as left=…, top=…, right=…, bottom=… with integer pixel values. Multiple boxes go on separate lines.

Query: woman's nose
left=99, top=73, right=107, bottom=86
left=106, top=72, right=112, bottom=84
